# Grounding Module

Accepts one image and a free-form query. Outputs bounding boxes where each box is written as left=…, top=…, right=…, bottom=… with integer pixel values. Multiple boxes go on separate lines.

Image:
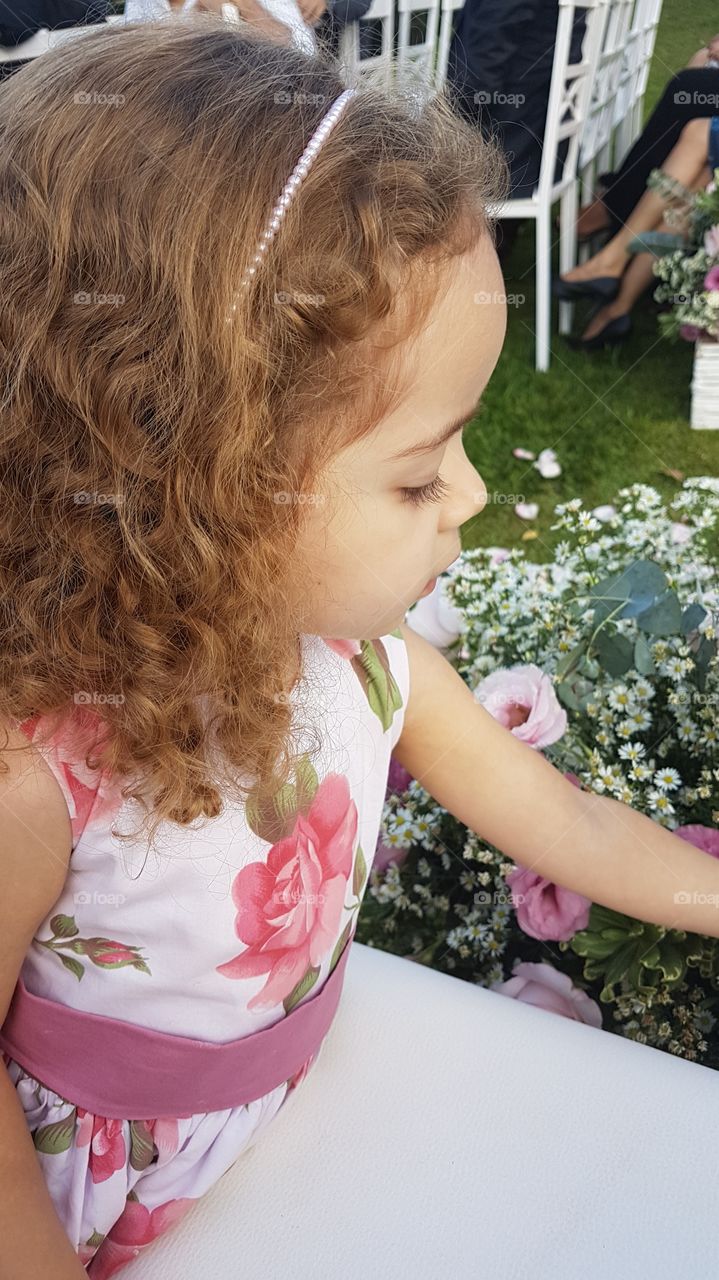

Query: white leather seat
left=125, top=940, right=719, bottom=1278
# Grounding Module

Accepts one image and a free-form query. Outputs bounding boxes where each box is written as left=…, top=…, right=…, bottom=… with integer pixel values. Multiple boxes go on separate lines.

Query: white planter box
left=690, top=338, right=719, bottom=429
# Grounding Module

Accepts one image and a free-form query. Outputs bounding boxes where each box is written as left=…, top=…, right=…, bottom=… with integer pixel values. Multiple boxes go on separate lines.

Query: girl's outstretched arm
left=394, top=623, right=719, bottom=939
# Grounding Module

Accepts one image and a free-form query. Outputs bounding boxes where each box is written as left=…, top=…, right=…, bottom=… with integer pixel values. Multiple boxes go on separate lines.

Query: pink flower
left=87, top=1196, right=197, bottom=1279
left=386, top=755, right=413, bottom=797
left=286, top=1052, right=316, bottom=1092
left=679, top=323, right=707, bottom=342
left=17, top=705, right=124, bottom=843
left=491, top=961, right=602, bottom=1028
left=674, top=824, right=719, bottom=859
left=75, top=1109, right=127, bottom=1184
left=505, top=865, right=591, bottom=941
left=146, top=1117, right=181, bottom=1162
left=322, top=638, right=363, bottom=659
left=373, top=841, right=409, bottom=874
left=216, top=774, right=357, bottom=1010
left=704, top=224, right=719, bottom=256
left=474, top=663, right=567, bottom=748
left=85, top=938, right=146, bottom=969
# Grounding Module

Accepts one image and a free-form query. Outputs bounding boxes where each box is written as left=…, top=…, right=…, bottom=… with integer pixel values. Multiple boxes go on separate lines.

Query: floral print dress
left=1, top=630, right=409, bottom=1277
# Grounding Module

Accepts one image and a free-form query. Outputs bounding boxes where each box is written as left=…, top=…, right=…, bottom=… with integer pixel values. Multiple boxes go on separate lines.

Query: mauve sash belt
left=0, top=936, right=354, bottom=1120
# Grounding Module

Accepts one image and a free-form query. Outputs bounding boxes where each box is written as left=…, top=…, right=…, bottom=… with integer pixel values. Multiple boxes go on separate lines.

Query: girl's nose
left=439, top=459, right=487, bottom=531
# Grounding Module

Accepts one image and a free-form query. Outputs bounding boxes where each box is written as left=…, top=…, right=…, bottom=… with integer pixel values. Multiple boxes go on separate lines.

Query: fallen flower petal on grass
left=512, top=447, right=536, bottom=460
left=515, top=502, right=539, bottom=520
left=533, top=448, right=562, bottom=479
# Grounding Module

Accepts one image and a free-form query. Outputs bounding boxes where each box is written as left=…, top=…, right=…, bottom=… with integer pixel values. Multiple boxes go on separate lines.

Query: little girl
left=2, top=16, right=719, bottom=1280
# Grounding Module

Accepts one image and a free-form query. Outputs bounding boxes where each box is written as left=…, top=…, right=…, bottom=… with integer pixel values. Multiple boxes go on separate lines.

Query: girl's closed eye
left=399, top=474, right=451, bottom=506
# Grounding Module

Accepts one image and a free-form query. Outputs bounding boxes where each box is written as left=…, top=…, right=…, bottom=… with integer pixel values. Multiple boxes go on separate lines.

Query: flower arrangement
left=358, top=478, right=719, bottom=1067
left=643, top=165, right=719, bottom=343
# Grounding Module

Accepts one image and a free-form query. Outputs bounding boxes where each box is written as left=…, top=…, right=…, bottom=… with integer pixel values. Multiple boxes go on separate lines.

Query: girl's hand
left=393, top=623, right=719, bottom=940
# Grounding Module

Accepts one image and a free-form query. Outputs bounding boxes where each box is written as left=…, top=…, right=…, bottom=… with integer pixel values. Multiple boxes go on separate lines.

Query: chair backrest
left=434, top=0, right=465, bottom=93
left=337, top=0, right=395, bottom=90
left=0, top=27, right=50, bottom=61
left=532, top=0, right=610, bottom=202
left=0, top=13, right=125, bottom=62
left=339, top=0, right=464, bottom=93
left=396, top=0, right=441, bottom=91
left=578, top=0, right=634, bottom=174
left=612, top=0, right=663, bottom=157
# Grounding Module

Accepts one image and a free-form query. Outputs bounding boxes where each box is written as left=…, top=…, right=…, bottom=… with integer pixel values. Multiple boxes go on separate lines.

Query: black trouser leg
left=0, top=58, right=35, bottom=81
left=602, top=67, right=719, bottom=233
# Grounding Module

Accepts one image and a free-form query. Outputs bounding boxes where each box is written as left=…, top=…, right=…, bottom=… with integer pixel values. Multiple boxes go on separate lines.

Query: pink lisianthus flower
left=386, top=755, right=413, bottom=797
left=491, top=961, right=602, bottom=1028
left=679, top=323, right=707, bottom=342
left=505, top=865, right=592, bottom=941
left=674, top=824, right=719, bottom=859
left=473, top=663, right=567, bottom=748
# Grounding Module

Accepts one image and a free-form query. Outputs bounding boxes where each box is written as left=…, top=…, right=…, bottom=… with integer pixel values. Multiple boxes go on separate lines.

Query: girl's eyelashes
left=399, top=474, right=451, bottom=507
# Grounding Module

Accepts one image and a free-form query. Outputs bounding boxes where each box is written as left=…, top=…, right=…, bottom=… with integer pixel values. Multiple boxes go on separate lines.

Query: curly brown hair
left=0, top=15, right=509, bottom=855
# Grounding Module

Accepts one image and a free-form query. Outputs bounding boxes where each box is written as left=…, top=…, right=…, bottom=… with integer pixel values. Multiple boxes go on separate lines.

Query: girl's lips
left=418, top=576, right=437, bottom=598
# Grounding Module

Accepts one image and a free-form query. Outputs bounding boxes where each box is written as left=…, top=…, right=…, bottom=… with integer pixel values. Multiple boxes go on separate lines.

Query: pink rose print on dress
left=286, top=1051, right=316, bottom=1092
left=76, top=1109, right=128, bottom=1184
left=145, top=1117, right=181, bottom=1163
left=216, top=773, right=358, bottom=1011
left=323, top=638, right=363, bottom=659
left=18, top=704, right=125, bottom=844
left=86, top=1194, right=197, bottom=1279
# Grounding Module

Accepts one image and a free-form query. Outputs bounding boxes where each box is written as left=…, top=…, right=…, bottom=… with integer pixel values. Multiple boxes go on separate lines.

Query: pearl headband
left=233, top=85, right=358, bottom=305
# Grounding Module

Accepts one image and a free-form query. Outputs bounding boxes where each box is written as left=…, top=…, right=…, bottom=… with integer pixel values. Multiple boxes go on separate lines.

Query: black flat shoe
left=565, top=312, right=632, bottom=352
left=552, top=274, right=621, bottom=302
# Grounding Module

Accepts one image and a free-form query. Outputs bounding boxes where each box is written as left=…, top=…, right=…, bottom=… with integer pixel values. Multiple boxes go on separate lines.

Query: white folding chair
left=486, top=0, right=610, bottom=372
left=434, top=0, right=465, bottom=93
left=0, top=14, right=123, bottom=64
left=337, top=0, right=395, bottom=91
left=396, top=0, right=441, bottom=92
left=577, top=0, right=635, bottom=259
left=613, top=0, right=664, bottom=163
left=0, top=27, right=51, bottom=62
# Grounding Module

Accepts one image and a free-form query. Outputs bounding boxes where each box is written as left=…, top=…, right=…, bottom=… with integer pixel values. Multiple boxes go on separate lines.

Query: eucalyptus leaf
left=635, top=590, right=682, bottom=636
left=633, top=634, right=656, bottom=675
left=594, top=629, right=634, bottom=676
left=556, top=680, right=581, bottom=710
left=589, top=561, right=667, bottom=619
left=578, top=654, right=600, bottom=679
left=680, top=603, right=707, bottom=635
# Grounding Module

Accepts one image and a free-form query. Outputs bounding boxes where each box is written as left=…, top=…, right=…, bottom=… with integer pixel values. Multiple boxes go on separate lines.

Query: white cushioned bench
left=125, top=940, right=719, bottom=1279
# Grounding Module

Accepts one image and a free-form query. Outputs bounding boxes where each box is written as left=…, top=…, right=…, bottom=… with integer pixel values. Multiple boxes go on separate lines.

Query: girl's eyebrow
left=385, top=406, right=479, bottom=462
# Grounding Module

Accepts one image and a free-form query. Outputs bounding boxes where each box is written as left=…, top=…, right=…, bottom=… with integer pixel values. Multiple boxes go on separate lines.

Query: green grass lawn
left=464, top=0, right=719, bottom=562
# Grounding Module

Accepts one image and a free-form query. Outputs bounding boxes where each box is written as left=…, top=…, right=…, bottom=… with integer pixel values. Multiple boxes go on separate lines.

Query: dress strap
left=0, top=933, right=355, bottom=1119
